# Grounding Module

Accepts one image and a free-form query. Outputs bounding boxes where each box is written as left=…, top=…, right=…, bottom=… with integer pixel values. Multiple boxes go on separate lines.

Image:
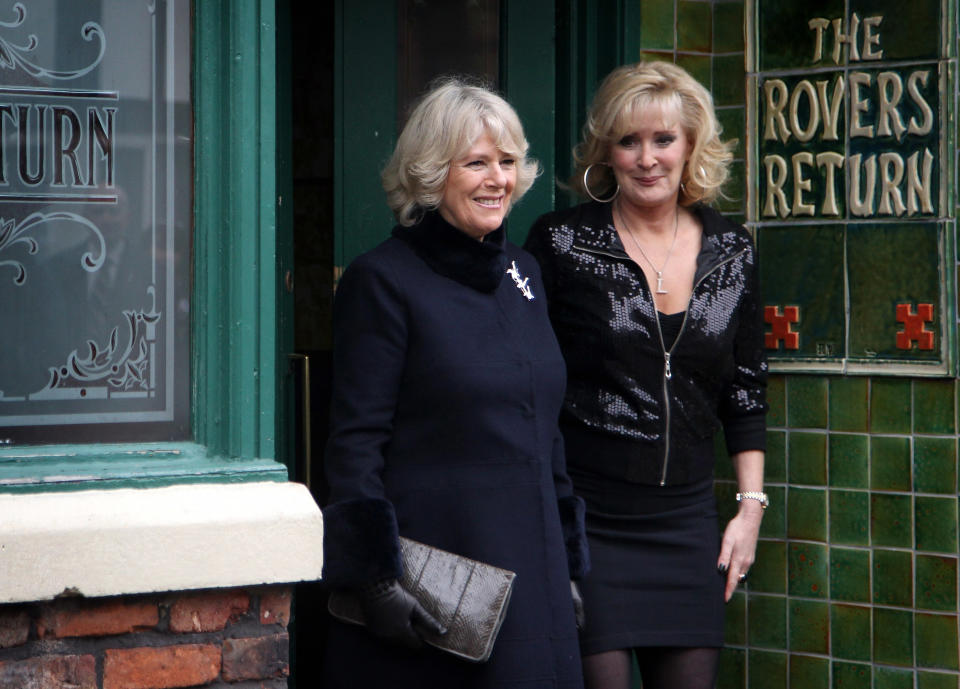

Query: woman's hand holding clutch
left=359, top=578, right=448, bottom=649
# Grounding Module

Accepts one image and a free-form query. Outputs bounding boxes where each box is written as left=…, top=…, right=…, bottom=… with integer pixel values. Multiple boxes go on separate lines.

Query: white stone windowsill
left=0, top=481, right=325, bottom=604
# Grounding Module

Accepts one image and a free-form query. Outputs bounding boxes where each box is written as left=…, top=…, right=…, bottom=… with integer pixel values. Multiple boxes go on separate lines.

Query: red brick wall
left=0, top=586, right=292, bottom=689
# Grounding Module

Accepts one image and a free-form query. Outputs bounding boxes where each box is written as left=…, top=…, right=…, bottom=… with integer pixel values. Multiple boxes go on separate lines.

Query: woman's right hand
left=359, top=579, right=447, bottom=648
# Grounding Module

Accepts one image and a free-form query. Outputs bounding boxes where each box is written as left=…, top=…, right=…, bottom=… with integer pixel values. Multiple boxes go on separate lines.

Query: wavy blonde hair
left=572, top=61, right=734, bottom=206
left=382, top=77, right=540, bottom=226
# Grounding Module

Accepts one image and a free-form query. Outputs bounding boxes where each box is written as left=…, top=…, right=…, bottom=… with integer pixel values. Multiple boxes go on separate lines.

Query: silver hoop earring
left=583, top=163, right=619, bottom=203
left=681, top=164, right=707, bottom=198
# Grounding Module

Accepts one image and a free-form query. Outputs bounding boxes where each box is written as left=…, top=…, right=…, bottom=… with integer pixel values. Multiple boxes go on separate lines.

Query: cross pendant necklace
left=616, top=205, right=679, bottom=296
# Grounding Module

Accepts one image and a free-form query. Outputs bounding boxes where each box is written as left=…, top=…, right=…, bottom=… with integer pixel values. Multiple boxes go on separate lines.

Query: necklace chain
left=616, top=205, right=679, bottom=295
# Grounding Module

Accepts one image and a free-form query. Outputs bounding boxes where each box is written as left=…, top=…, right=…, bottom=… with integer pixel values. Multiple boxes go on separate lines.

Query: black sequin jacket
left=524, top=201, right=768, bottom=486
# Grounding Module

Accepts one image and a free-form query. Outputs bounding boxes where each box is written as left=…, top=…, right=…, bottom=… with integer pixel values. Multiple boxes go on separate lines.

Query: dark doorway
left=287, top=1, right=334, bottom=687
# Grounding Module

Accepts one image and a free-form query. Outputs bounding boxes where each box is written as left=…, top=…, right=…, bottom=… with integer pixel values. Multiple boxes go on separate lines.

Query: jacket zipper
left=653, top=312, right=671, bottom=486
left=656, top=249, right=747, bottom=485
left=574, top=243, right=747, bottom=486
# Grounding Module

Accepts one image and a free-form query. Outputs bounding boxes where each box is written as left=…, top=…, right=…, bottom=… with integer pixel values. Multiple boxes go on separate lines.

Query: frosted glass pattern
left=0, top=0, right=190, bottom=443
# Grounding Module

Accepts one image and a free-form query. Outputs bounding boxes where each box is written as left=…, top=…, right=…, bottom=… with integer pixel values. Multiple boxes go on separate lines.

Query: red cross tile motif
left=764, top=305, right=800, bottom=350
left=896, top=303, right=935, bottom=350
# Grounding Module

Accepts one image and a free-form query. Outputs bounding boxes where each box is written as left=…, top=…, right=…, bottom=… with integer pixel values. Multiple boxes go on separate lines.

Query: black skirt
left=572, top=469, right=726, bottom=655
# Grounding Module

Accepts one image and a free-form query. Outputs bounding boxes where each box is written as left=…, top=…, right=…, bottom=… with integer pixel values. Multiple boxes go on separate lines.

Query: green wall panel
left=720, top=2, right=960, bottom=687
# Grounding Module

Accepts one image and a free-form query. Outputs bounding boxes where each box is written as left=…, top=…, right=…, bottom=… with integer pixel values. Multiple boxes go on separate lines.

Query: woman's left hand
left=717, top=503, right=763, bottom=601
left=717, top=449, right=765, bottom=602
left=570, top=580, right=585, bottom=630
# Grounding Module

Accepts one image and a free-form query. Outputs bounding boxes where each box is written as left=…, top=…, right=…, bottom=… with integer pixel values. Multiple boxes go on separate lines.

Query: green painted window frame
left=0, top=0, right=289, bottom=493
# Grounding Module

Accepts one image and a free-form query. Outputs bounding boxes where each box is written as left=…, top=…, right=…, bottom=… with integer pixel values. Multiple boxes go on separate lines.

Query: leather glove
left=571, top=580, right=585, bottom=630
left=359, top=578, right=447, bottom=649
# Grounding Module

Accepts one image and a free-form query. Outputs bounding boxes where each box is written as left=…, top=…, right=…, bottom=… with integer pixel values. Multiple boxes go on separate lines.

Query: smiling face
left=439, top=132, right=517, bottom=240
left=609, top=103, right=691, bottom=212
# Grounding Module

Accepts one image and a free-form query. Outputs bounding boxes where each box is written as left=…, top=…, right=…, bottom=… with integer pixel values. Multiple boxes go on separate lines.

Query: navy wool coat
left=321, top=212, right=589, bottom=689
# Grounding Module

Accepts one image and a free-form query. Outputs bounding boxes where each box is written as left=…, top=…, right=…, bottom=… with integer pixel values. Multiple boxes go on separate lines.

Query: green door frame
left=500, top=0, right=558, bottom=245
left=554, top=0, right=646, bottom=209
left=0, top=0, right=292, bottom=492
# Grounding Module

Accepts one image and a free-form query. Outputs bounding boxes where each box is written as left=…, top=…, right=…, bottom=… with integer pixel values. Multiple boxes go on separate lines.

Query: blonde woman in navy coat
left=320, top=78, right=589, bottom=689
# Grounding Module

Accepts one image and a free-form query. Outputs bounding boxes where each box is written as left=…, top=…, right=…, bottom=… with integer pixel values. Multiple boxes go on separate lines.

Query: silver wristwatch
left=736, top=491, right=769, bottom=509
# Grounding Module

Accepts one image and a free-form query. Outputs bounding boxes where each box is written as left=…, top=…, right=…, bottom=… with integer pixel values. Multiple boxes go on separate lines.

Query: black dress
left=321, top=212, right=589, bottom=688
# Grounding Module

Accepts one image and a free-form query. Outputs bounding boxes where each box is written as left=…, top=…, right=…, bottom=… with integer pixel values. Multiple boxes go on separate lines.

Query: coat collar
left=392, top=210, right=508, bottom=292
left=572, top=201, right=743, bottom=284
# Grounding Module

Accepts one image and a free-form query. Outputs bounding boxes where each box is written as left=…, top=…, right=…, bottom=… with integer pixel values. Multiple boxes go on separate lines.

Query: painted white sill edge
left=0, top=481, right=325, bottom=604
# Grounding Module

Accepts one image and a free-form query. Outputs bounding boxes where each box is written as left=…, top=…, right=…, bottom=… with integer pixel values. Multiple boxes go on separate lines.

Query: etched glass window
left=0, top=1, right=191, bottom=444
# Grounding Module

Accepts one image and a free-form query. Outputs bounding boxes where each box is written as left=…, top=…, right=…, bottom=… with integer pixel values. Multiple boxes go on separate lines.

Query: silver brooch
left=506, top=260, right=535, bottom=301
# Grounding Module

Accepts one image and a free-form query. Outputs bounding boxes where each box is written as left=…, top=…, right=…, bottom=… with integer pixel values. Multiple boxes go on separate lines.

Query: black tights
left=582, top=647, right=720, bottom=689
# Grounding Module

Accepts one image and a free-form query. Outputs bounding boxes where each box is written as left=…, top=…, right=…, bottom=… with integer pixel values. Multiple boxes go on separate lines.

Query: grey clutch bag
left=327, top=537, right=516, bottom=663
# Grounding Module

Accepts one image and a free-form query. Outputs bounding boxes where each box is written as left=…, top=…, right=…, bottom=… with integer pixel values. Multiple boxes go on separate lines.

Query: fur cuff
left=321, top=498, right=403, bottom=587
left=559, top=495, right=591, bottom=579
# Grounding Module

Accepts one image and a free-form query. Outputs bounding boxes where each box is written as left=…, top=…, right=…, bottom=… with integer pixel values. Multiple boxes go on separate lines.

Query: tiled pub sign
left=747, top=0, right=957, bottom=374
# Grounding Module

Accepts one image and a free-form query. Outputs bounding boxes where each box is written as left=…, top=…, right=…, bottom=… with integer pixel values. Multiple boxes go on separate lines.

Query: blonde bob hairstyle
left=382, top=77, right=540, bottom=226
left=572, top=61, right=734, bottom=206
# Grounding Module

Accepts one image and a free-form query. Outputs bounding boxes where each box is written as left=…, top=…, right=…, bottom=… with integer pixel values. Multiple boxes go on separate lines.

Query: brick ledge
left=0, top=482, right=324, bottom=604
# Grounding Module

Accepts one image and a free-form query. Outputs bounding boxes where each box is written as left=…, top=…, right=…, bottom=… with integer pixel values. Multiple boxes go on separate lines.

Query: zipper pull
left=664, top=352, right=672, bottom=380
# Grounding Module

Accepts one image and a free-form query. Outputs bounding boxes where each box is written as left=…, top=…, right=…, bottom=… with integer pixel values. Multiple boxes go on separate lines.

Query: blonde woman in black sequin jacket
left=524, top=61, right=768, bottom=689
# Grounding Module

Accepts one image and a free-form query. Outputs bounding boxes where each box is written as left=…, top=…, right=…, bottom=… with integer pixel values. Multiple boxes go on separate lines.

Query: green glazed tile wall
left=717, top=375, right=960, bottom=689
left=631, top=2, right=959, bottom=688
left=712, top=0, right=958, bottom=685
